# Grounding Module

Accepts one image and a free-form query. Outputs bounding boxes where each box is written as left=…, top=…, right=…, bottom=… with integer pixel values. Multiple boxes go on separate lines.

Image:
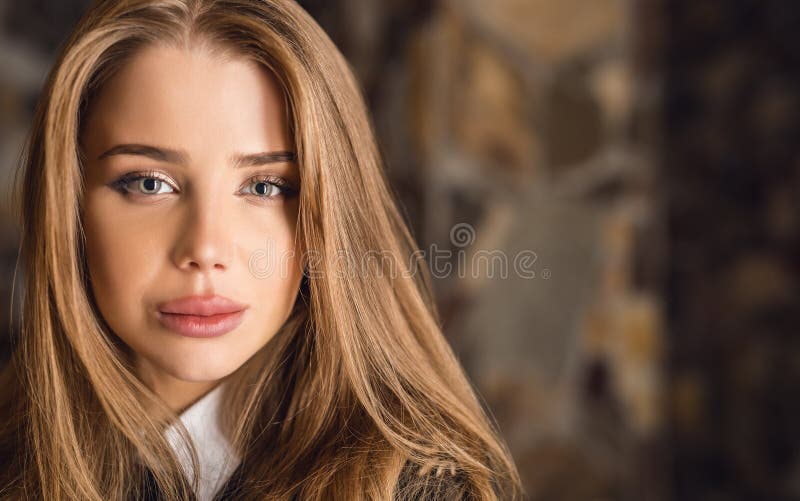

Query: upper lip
left=157, top=295, right=249, bottom=316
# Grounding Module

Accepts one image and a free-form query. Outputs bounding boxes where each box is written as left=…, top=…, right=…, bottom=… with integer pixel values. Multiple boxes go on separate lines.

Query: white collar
left=164, top=383, right=241, bottom=501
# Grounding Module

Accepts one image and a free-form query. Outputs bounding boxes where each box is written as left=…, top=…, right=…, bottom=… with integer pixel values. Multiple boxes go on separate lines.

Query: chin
left=173, top=358, right=244, bottom=382
left=166, top=365, right=235, bottom=383
left=149, top=348, right=245, bottom=383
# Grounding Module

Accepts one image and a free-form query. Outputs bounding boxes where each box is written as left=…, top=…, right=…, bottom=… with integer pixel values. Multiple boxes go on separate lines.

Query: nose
left=171, top=201, right=235, bottom=273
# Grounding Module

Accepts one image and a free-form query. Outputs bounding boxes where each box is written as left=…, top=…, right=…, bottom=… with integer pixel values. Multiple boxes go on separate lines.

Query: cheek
left=82, top=195, right=163, bottom=330
left=237, top=207, right=304, bottom=313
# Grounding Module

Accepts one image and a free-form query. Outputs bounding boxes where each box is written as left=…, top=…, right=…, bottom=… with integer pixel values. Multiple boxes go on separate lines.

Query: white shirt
left=163, top=384, right=241, bottom=501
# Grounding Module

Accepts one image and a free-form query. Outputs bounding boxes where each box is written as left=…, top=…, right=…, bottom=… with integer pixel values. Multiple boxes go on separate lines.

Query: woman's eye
left=135, top=177, right=175, bottom=195
left=241, top=177, right=295, bottom=200
left=248, top=181, right=281, bottom=197
left=110, top=173, right=176, bottom=196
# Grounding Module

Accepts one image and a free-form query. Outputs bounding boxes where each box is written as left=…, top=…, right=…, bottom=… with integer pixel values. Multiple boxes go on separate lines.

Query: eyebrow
left=97, top=143, right=297, bottom=167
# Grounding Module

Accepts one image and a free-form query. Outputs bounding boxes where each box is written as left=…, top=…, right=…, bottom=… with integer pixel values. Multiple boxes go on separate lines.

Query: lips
left=156, top=295, right=248, bottom=338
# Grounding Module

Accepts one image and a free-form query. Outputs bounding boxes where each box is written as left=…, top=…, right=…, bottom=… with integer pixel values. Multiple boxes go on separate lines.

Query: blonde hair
left=0, top=0, right=523, bottom=499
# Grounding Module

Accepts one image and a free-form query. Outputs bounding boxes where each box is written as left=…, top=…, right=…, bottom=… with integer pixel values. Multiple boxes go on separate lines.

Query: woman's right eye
left=110, top=172, right=177, bottom=196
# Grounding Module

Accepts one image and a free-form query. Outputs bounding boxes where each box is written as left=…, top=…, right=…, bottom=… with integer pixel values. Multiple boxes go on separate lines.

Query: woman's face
left=81, top=44, right=303, bottom=409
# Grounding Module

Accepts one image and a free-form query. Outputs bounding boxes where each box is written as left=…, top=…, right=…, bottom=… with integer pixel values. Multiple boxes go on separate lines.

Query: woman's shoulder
left=394, top=459, right=473, bottom=500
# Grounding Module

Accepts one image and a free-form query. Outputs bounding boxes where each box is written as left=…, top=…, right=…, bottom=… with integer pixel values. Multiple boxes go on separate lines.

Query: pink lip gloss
left=156, top=294, right=249, bottom=338
left=157, top=310, right=246, bottom=338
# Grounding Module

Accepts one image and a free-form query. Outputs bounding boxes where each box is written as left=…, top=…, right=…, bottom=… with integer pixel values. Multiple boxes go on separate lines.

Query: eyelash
left=108, top=170, right=298, bottom=202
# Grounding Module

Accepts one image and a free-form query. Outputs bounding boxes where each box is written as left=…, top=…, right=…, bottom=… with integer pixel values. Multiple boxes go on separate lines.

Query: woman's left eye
left=240, top=177, right=296, bottom=200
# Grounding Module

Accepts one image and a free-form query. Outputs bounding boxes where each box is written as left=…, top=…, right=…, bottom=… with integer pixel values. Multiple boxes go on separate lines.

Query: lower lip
left=157, top=310, right=246, bottom=338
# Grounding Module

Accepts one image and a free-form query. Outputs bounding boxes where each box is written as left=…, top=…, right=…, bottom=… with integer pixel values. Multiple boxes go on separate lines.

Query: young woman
left=0, top=0, right=523, bottom=499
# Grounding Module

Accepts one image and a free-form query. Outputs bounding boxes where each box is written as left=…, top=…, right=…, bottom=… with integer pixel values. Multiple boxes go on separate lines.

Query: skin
left=81, top=44, right=304, bottom=413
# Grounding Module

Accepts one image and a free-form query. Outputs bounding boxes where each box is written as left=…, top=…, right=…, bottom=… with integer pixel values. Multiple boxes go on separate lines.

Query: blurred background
left=1, top=0, right=799, bottom=499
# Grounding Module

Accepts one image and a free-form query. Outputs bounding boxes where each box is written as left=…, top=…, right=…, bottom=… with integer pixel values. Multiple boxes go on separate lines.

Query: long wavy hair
left=0, top=0, right=523, bottom=499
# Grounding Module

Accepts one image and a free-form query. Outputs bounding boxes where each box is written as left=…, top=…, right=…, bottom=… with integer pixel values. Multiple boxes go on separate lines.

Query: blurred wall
left=665, top=1, right=800, bottom=499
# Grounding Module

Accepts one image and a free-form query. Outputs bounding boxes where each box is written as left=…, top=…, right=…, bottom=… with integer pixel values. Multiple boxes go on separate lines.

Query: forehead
left=82, top=43, right=291, bottom=158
